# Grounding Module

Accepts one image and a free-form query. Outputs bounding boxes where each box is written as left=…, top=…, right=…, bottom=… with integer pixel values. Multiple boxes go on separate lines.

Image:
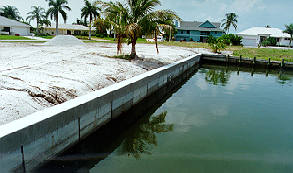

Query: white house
left=43, top=23, right=94, bottom=35
left=237, top=27, right=291, bottom=47
left=0, top=16, right=31, bottom=35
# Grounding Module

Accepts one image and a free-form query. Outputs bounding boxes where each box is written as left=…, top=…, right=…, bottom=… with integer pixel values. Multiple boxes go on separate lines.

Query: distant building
left=0, top=16, right=31, bottom=35
left=175, top=20, right=224, bottom=42
left=43, top=23, right=94, bottom=35
left=237, top=27, right=291, bottom=47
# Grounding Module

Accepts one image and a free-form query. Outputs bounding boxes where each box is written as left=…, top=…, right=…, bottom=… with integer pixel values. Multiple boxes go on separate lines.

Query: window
left=285, top=38, right=290, bottom=41
left=187, top=30, right=190, bottom=34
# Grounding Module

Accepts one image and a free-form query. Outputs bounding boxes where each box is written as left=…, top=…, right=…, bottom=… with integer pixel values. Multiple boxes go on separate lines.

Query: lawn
left=233, top=48, right=293, bottom=62
left=0, top=35, right=32, bottom=40
left=37, top=35, right=55, bottom=39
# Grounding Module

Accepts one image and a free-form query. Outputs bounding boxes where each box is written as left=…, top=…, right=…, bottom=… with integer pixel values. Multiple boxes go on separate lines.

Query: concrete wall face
left=0, top=55, right=200, bottom=172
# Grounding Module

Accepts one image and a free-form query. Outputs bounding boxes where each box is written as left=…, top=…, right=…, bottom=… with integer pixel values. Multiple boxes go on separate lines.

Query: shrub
left=261, top=37, right=277, bottom=47
left=207, top=36, right=226, bottom=53
left=218, top=34, right=243, bottom=46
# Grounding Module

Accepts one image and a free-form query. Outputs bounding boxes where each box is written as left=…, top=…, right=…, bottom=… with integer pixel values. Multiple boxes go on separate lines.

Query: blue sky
left=1, top=0, right=293, bottom=32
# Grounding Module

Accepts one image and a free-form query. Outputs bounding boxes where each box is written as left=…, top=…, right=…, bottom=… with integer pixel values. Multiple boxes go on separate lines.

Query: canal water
left=36, top=65, right=293, bottom=173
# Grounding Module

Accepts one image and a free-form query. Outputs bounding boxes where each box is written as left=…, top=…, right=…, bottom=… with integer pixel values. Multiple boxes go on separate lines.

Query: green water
left=92, top=66, right=293, bottom=173
left=38, top=66, right=293, bottom=173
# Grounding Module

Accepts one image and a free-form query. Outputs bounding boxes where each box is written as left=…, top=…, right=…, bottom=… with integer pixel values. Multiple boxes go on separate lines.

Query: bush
left=261, top=37, right=277, bottom=47
left=218, top=34, right=243, bottom=46
left=207, top=36, right=226, bottom=53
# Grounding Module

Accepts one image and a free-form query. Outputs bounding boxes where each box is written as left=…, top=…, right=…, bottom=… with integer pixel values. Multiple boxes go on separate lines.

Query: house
left=237, top=27, right=291, bottom=47
left=43, top=23, right=94, bottom=35
left=175, top=20, right=224, bottom=42
left=0, top=16, right=31, bottom=35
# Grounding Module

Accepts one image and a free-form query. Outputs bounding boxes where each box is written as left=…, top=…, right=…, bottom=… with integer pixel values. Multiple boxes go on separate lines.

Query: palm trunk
left=117, top=34, right=122, bottom=55
left=155, top=30, right=159, bottom=54
left=56, top=14, right=59, bottom=35
left=169, top=27, right=171, bottom=42
left=130, top=36, right=137, bottom=59
left=89, top=15, right=92, bottom=40
left=37, top=21, right=39, bottom=35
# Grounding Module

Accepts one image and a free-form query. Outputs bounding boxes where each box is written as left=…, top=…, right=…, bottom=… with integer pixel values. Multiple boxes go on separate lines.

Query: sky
left=1, top=0, right=293, bottom=33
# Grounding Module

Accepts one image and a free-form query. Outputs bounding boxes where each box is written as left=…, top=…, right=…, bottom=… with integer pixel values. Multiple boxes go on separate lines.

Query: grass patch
left=0, top=41, right=45, bottom=43
left=159, top=41, right=209, bottom=48
left=108, top=54, right=132, bottom=60
left=0, top=35, right=32, bottom=40
left=233, top=48, right=293, bottom=62
left=37, top=35, right=55, bottom=39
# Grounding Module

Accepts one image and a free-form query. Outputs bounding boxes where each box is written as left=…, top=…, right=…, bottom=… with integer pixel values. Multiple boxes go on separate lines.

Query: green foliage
left=0, top=6, right=22, bottom=21
left=94, top=18, right=111, bottom=35
left=261, top=37, right=277, bottom=47
left=26, top=6, right=48, bottom=34
left=218, top=34, right=243, bottom=46
left=207, top=36, right=226, bottom=53
left=221, top=13, right=238, bottom=33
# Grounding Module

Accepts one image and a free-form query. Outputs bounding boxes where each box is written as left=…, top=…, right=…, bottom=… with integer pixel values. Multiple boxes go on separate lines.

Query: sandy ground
left=0, top=42, right=203, bottom=125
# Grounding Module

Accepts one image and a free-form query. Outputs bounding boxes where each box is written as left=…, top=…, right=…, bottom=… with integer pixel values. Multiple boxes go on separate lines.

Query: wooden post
left=226, top=55, right=229, bottom=62
left=239, top=55, right=242, bottom=64
left=281, top=59, right=285, bottom=68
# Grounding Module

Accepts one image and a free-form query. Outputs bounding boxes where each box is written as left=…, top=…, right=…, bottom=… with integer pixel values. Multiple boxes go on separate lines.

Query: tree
left=46, top=0, right=71, bottom=35
left=26, top=6, right=47, bottom=35
left=221, top=13, right=238, bottom=33
left=144, top=10, right=180, bottom=54
left=101, top=1, right=129, bottom=54
left=81, top=0, right=101, bottom=40
left=284, top=24, right=293, bottom=47
left=100, top=0, right=178, bottom=59
left=0, top=6, right=22, bottom=21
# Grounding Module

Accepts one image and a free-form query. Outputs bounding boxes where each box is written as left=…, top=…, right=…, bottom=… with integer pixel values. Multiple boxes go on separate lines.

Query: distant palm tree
left=0, top=6, right=22, bottom=21
left=46, top=0, right=71, bottom=35
left=145, top=10, right=180, bottom=54
left=26, top=6, right=47, bottom=35
left=221, top=13, right=238, bottom=33
left=81, top=0, right=100, bottom=40
left=284, top=24, right=293, bottom=47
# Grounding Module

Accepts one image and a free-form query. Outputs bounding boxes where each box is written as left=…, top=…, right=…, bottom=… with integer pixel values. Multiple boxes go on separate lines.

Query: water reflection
left=278, top=71, right=292, bottom=85
left=119, top=111, right=173, bottom=159
left=205, top=69, right=231, bottom=86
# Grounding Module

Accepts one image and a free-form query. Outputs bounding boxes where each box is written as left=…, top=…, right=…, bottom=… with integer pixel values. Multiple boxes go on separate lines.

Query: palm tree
left=46, top=0, right=71, bottom=35
left=0, top=6, right=22, bottom=21
left=26, top=6, right=47, bottom=35
left=101, top=0, right=178, bottom=59
left=145, top=10, right=179, bottom=54
left=221, top=13, right=238, bottom=33
left=102, top=1, right=129, bottom=54
left=284, top=24, right=293, bottom=47
left=81, top=0, right=101, bottom=40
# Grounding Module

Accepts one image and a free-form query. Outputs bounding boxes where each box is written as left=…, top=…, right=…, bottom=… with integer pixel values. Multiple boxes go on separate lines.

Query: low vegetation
left=0, top=35, right=32, bottom=40
left=233, top=48, right=293, bottom=62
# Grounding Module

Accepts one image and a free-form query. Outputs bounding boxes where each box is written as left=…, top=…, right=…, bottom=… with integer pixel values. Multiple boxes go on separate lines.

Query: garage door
left=242, top=37, right=258, bottom=47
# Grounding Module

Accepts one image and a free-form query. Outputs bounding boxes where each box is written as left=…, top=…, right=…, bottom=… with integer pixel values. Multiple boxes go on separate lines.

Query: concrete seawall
left=0, top=55, right=200, bottom=172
